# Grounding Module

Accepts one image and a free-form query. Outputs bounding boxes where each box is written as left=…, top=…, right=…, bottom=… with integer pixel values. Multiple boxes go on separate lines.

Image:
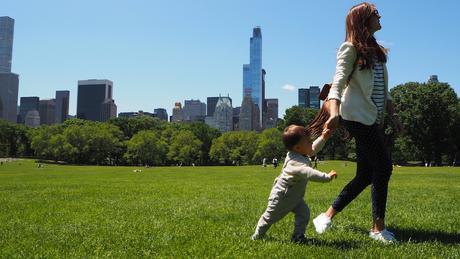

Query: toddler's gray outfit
left=253, top=137, right=331, bottom=238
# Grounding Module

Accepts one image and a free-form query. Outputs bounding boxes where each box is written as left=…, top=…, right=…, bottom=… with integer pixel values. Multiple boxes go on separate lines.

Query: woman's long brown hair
left=307, top=2, right=387, bottom=138
left=346, top=2, right=387, bottom=70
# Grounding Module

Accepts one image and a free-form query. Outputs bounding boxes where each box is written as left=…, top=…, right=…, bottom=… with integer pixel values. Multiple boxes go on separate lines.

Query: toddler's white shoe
left=369, top=229, right=397, bottom=244
left=313, top=213, right=332, bottom=234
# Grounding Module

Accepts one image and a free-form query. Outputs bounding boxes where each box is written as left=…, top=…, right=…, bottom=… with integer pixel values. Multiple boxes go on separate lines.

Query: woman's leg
left=329, top=121, right=373, bottom=216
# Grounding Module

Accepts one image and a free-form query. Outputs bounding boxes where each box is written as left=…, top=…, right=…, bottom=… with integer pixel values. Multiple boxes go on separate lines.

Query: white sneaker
left=369, top=229, right=397, bottom=244
left=251, top=233, right=264, bottom=241
left=313, top=213, right=332, bottom=234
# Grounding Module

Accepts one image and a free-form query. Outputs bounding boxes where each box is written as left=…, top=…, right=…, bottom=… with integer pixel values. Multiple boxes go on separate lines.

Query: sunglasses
left=371, top=9, right=380, bottom=17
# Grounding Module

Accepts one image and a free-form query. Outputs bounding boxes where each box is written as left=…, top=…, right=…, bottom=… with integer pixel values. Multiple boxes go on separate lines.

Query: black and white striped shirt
left=371, top=61, right=385, bottom=124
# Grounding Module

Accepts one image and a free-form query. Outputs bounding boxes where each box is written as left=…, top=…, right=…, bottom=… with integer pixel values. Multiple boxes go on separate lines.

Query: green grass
left=0, top=160, right=459, bottom=258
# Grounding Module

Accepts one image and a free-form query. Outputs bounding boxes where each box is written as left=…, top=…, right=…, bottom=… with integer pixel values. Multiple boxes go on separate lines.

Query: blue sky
left=3, top=0, right=459, bottom=117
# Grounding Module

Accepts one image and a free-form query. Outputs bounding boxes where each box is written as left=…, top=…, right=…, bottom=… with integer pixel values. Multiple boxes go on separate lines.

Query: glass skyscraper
left=0, top=16, right=14, bottom=73
left=0, top=16, right=18, bottom=123
left=242, top=27, right=263, bottom=125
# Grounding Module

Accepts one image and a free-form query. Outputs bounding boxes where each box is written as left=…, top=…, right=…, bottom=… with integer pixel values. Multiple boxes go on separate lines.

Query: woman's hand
left=325, top=99, right=341, bottom=133
left=325, top=115, right=340, bottom=132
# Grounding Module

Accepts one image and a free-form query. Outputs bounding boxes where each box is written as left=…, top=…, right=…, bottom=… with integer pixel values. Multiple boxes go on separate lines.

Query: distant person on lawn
left=251, top=125, right=337, bottom=243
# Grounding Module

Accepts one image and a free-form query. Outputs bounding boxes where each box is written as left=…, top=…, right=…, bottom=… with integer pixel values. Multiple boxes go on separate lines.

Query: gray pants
left=254, top=179, right=310, bottom=237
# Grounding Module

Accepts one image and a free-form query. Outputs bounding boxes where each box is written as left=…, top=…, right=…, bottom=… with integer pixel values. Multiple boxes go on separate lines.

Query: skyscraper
left=0, top=17, right=14, bottom=73
left=183, top=99, right=206, bottom=121
left=298, top=88, right=310, bottom=108
left=0, top=16, right=18, bottom=123
left=39, top=99, right=56, bottom=125
left=298, top=86, right=320, bottom=109
left=207, top=97, right=219, bottom=117
left=77, top=79, right=116, bottom=122
left=18, top=96, right=39, bottom=124
left=309, top=86, right=320, bottom=109
left=242, top=27, right=263, bottom=127
left=55, top=90, right=69, bottom=123
left=171, top=102, right=184, bottom=122
left=264, top=98, right=278, bottom=129
left=239, top=96, right=259, bottom=131
left=154, top=108, right=168, bottom=121
left=213, top=96, right=233, bottom=132
left=207, top=96, right=232, bottom=117
left=0, top=73, right=18, bottom=123
left=428, top=75, right=439, bottom=83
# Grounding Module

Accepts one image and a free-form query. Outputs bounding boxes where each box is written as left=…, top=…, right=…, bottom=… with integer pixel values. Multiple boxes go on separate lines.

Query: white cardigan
left=328, top=42, right=392, bottom=126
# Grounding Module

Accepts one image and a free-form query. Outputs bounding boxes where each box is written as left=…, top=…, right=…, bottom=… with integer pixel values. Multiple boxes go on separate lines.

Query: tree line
left=0, top=81, right=458, bottom=166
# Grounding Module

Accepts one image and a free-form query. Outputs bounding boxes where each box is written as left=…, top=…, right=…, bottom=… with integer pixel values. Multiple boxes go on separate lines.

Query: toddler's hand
left=328, top=170, right=337, bottom=179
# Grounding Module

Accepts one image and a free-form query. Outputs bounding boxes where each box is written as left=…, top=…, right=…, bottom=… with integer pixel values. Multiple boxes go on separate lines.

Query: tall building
left=0, top=17, right=14, bottom=73
left=213, top=96, right=233, bottom=132
left=18, top=96, right=39, bottom=124
left=0, top=17, right=18, bottom=123
left=100, top=99, right=117, bottom=122
left=171, top=102, right=184, bottom=122
left=207, top=96, right=232, bottom=117
left=309, top=86, right=320, bottom=109
left=0, top=73, right=18, bottom=123
left=55, top=90, right=69, bottom=123
left=207, top=97, right=219, bottom=117
left=264, top=98, right=278, bottom=129
left=183, top=99, right=206, bottom=121
left=39, top=99, right=56, bottom=125
left=239, top=96, right=259, bottom=131
left=428, top=75, right=439, bottom=83
left=298, top=88, right=310, bottom=108
left=154, top=108, right=168, bottom=121
left=76, top=79, right=116, bottom=122
left=242, top=27, right=263, bottom=127
left=24, top=110, right=40, bottom=127
left=298, top=86, right=320, bottom=109
left=233, top=107, right=240, bottom=131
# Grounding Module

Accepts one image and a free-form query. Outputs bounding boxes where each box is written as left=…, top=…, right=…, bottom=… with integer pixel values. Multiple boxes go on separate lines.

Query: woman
left=311, top=2, right=402, bottom=243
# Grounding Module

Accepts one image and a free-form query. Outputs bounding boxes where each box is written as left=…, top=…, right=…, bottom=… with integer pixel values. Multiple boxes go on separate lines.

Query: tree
left=182, top=122, right=221, bottom=165
left=167, top=130, right=203, bottom=165
left=391, top=82, right=458, bottom=165
left=278, top=106, right=319, bottom=130
left=125, top=130, right=167, bottom=166
left=209, top=131, right=259, bottom=165
left=253, top=128, right=285, bottom=163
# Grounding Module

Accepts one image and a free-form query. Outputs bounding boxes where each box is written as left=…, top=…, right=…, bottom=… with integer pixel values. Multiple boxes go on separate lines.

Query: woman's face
left=367, top=9, right=382, bottom=34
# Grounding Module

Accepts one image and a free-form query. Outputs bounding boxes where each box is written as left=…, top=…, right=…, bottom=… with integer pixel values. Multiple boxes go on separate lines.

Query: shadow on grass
left=391, top=227, right=459, bottom=244
left=349, top=225, right=459, bottom=244
left=262, top=236, right=361, bottom=250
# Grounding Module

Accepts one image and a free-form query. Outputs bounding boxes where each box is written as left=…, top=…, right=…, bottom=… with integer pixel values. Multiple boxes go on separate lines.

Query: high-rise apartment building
left=39, top=99, right=56, bottom=125
left=76, top=79, right=116, bottom=122
left=183, top=99, right=206, bottom=121
left=18, top=96, right=39, bottom=124
left=242, top=27, right=263, bottom=127
left=171, top=102, right=184, bottom=122
left=0, top=16, right=18, bottom=123
left=154, top=108, right=168, bottom=121
left=55, top=90, right=69, bottom=123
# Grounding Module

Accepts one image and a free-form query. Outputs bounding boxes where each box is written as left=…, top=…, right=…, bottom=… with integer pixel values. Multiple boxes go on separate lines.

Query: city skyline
left=2, top=1, right=459, bottom=118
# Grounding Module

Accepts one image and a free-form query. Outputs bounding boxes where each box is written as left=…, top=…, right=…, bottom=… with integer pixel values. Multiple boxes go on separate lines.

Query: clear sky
left=3, top=0, right=459, bottom=117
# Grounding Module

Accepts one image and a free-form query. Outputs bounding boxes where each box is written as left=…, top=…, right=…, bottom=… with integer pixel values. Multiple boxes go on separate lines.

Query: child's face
left=293, top=135, right=313, bottom=156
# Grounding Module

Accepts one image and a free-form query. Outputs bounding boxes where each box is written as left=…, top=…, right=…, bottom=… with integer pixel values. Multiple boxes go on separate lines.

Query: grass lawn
left=0, top=159, right=459, bottom=258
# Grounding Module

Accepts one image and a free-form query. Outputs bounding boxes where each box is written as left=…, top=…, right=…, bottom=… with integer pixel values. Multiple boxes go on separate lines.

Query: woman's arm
left=326, top=42, right=357, bottom=132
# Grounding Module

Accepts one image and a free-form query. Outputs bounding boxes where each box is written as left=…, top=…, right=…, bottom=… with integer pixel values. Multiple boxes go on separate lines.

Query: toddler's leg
left=292, top=200, right=310, bottom=238
left=254, top=198, right=291, bottom=238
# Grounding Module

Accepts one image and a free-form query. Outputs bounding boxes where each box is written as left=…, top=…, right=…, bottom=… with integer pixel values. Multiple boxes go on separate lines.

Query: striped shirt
left=371, top=61, right=385, bottom=124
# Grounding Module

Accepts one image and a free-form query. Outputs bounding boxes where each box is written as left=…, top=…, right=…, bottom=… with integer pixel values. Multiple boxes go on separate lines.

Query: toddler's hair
left=282, top=125, right=311, bottom=150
